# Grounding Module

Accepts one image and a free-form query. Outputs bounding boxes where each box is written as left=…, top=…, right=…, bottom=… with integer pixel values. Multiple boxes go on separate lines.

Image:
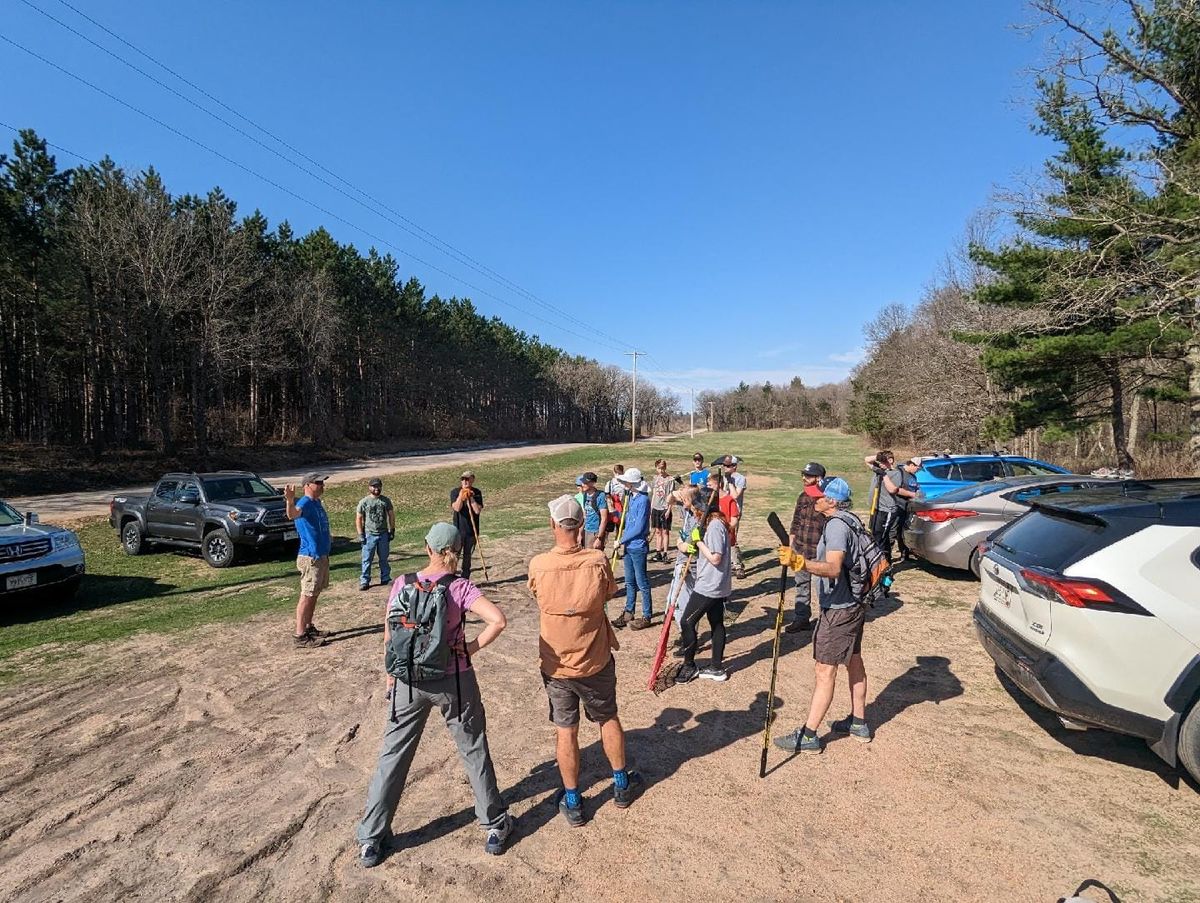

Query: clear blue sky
left=1, top=0, right=1054, bottom=402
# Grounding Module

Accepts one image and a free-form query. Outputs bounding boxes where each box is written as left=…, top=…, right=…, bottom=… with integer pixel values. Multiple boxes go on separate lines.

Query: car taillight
left=1018, top=568, right=1148, bottom=614
left=913, top=508, right=978, bottom=523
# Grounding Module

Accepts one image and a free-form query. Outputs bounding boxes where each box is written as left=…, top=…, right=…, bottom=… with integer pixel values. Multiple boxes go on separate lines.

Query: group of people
left=281, top=453, right=880, bottom=867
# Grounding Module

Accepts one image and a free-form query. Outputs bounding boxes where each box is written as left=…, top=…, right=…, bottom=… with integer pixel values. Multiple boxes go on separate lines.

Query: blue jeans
left=361, top=533, right=391, bottom=587
left=623, top=546, right=652, bottom=618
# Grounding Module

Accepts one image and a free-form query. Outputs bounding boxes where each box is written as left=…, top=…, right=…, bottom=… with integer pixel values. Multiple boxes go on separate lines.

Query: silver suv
left=0, top=499, right=85, bottom=601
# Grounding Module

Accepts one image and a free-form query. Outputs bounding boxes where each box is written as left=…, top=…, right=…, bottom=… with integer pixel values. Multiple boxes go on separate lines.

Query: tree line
left=0, top=132, right=679, bottom=460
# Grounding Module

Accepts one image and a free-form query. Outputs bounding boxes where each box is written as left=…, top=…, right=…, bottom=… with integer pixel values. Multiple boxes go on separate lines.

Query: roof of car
left=1031, top=478, right=1200, bottom=521
left=914, top=454, right=1046, bottom=463
left=160, top=471, right=259, bottom=479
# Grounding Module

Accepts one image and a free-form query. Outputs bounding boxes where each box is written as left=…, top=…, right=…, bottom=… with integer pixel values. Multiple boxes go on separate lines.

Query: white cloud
left=828, top=347, right=866, bottom=365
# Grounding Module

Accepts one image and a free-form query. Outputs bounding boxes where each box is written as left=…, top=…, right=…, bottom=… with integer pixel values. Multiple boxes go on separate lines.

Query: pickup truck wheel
left=1179, top=700, right=1200, bottom=785
left=121, top=521, right=145, bottom=556
left=202, top=529, right=237, bottom=568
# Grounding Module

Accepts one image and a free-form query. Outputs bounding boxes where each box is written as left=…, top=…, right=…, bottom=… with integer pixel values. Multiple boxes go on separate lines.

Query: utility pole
left=624, top=351, right=645, bottom=443
left=689, top=388, right=695, bottom=439
left=708, top=401, right=715, bottom=432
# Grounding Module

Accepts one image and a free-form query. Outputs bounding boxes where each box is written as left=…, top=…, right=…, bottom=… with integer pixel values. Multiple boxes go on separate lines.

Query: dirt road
left=1, top=513, right=1196, bottom=902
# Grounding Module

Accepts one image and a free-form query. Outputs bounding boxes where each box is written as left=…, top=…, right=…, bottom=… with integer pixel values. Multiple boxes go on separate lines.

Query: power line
left=21, top=0, right=636, bottom=354
left=0, top=120, right=94, bottom=165
left=0, top=30, right=631, bottom=354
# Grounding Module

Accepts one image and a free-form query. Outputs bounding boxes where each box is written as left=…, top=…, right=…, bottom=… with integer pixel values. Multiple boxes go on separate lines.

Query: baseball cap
left=302, top=471, right=329, bottom=486
left=460, top=470, right=475, bottom=480
left=721, top=455, right=741, bottom=466
left=425, top=522, right=462, bottom=552
left=548, top=494, right=584, bottom=528
left=577, top=471, right=598, bottom=485
left=802, top=462, right=826, bottom=478
left=368, top=477, right=382, bottom=488
left=822, top=477, right=852, bottom=503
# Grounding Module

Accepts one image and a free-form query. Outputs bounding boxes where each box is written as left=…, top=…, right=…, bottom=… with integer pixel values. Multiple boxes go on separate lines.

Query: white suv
left=973, top=479, right=1200, bottom=782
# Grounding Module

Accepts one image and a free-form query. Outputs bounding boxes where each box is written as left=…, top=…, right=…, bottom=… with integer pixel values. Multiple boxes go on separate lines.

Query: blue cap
left=822, top=477, right=851, bottom=503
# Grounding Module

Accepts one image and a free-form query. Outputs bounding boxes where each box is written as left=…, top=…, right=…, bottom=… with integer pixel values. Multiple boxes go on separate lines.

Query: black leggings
left=679, top=591, right=727, bottom=668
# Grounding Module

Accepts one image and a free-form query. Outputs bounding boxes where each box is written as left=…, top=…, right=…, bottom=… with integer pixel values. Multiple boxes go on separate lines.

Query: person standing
left=355, top=522, right=512, bottom=865
left=675, top=483, right=733, bottom=684
left=785, top=461, right=826, bottom=634
left=649, top=459, right=676, bottom=562
left=687, top=453, right=707, bottom=486
left=285, top=472, right=332, bottom=649
left=610, top=467, right=652, bottom=630
left=528, top=495, right=643, bottom=827
left=450, top=470, right=484, bottom=580
left=604, top=464, right=627, bottom=542
left=356, top=477, right=396, bottom=590
left=893, top=459, right=921, bottom=560
left=719, top=455, right=747, bottom=578
left=574, top=472, right=610, bottom=550
left=865, top=453, right=918, bottom=561
left=774, top=477, right=872, bottom=755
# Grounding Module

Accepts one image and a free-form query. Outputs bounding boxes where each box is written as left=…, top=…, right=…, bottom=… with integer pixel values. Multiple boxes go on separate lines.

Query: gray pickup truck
left=109, top=472, right=297, bottom=568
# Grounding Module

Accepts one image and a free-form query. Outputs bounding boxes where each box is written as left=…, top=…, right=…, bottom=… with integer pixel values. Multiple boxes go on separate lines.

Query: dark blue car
left=912, top=454, right=1070, bottom=500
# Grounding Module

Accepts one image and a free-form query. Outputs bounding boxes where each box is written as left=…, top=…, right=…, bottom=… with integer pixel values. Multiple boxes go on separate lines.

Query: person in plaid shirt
left=785, top=461, right=827, bottom=633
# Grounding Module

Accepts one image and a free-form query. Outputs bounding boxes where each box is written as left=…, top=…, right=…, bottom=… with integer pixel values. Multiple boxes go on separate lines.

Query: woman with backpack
left=355, top=521, right=512, bottom=867
left=675, top=475, right=734, bottom=684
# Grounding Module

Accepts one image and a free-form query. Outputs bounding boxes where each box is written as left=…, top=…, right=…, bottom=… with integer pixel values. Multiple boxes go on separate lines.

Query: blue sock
left=613, top=769, right=629, bottom=791
left=564, top=787, right=581, bottom=808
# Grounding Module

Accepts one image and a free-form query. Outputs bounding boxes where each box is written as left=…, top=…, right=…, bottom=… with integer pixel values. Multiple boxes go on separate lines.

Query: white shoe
left=699, top=666, right=729, bottom=682
left=485, top=812, right=515, bottom=855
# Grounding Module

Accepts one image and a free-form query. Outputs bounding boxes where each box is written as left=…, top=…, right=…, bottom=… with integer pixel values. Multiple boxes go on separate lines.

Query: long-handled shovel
left=760, top=510, right=792, bottom=778
left=465, top=492, right=490, bottom=584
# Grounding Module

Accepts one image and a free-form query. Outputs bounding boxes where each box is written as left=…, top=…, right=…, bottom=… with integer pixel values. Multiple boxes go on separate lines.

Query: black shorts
left=651, top=508, right=672, bottom=530
left=541, top=657, right=619, bottom=727
left=813, top=605, right=865, bottom=665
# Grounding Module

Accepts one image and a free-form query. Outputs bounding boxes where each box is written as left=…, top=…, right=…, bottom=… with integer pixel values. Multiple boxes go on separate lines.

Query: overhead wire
left=0, top=120, right=94, bottom=165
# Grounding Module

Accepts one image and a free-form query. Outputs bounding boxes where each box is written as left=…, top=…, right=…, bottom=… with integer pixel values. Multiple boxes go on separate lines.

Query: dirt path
left=0, top=514, right=1197, bottom=902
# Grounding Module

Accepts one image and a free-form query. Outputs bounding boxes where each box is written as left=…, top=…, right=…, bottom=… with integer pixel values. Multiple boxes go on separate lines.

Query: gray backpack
left=385, top=573, right=468, bottom=719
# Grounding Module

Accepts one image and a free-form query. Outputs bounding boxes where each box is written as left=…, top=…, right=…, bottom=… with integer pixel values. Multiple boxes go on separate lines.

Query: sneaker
left=612, top=770, right=644, bottom=809
left=555, top=790, right=586, bottom=827
left=734, top=568, right=746, bottom=580
left=629, top=617, right=651, bottom=631
left=774, top=728, right=822, bottom=755
left=294, top=632, right=326, bottom=649
left=699, top=666, right=729, bottom=682
left=358, top=583, right=370, bottom=591
left=611, top=611, right=630, bottom=629
left=784, top=619, right=812, bottom=634
left=675, top=663, right=699, bottom=683
left=305, top=624, right=331, bottom=638
left=484, top=812, right=515, bottom=855
left=358, top=839, right=383, bottom=868
left=829, top=715, right=872, bottom=743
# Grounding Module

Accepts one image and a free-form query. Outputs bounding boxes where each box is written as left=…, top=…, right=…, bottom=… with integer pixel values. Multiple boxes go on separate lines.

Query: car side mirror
left=24, top=512, right=38, bottom=525
left=178, top=491, right=201, bottom=505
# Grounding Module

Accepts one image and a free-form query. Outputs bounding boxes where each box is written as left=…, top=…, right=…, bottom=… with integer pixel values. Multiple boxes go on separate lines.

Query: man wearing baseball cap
left=775, top=476, right=873, bottom=754
left=451, top=471, right=484, bottom=580
left=719, top=455, right=747, bottom=578
left=573, top=472, right=610, bottom=551
left=284, top=472, right=332, bottom=649
left=785, top=461, right=826, bottom=633
left=528, top=495, right=642, bottom=826
left=356, top=478, right=396, bottom=590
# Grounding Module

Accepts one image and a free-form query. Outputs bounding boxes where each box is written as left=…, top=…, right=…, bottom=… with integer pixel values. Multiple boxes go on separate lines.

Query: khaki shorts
left=541, top=656, right=618, bottom=728
left=297, top=555, right=330, bottom=596
left=813, top=604, right=865, bottom=666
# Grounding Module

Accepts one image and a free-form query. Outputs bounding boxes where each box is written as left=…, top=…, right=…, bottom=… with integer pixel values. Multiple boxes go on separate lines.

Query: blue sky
left=1, top=1, right=1054, bottom=403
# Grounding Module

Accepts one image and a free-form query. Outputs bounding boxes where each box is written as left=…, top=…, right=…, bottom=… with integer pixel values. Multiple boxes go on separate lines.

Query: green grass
left=0, top=429, right=869, bottom=680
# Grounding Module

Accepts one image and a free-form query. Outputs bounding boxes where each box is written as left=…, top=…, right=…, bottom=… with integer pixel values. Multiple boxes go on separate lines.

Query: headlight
left=52, top=532, right=80, bottom=551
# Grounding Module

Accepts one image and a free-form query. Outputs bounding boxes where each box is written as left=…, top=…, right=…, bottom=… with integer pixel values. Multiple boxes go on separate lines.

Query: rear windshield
left=992, top=509, right=1105, bottom=570
left=931, top=480, right=1019, bottom=503
left=202, top=477, right=278, bottom=501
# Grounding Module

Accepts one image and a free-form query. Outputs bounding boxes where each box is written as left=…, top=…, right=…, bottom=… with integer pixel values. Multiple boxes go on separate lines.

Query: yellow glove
left=690, top=527, right=702, bottom=544
left=777, top=546, right=806, bottom=570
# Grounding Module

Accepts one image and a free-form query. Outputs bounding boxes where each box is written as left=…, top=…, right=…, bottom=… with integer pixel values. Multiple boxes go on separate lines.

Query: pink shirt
left=387, top=569, right=481, bottom=675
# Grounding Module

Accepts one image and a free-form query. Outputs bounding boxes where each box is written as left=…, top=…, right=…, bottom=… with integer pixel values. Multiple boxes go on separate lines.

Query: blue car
left=911, top=454, right=1070, bottom=500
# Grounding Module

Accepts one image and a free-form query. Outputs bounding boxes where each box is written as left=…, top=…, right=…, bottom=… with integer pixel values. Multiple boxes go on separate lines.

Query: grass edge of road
left=0, top=429, right=870, bottom=686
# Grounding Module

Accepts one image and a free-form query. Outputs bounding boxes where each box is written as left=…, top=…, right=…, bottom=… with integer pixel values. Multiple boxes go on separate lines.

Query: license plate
left=284, top=529, right=298, bottom=540
left=6, top=573, right=36, bottom=590
left=993, top=585, right=1014, bottom=609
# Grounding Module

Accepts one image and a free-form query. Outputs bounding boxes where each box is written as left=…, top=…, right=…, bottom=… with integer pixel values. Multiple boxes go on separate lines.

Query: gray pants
left=794, top=570, right=814, bottom=624
left=730, top=543, right=744, bottom=573
left=356, top=669, right=507, bottom=845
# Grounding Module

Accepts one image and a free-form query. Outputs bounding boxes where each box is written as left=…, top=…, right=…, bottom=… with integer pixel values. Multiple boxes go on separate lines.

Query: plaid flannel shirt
left=789, top=491, right=824, bottom=558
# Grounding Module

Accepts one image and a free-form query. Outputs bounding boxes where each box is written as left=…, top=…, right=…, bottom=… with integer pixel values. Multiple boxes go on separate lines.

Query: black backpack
left=385, top=573, right=469, bottom=719
left=829, top=511, right=893, bottom=607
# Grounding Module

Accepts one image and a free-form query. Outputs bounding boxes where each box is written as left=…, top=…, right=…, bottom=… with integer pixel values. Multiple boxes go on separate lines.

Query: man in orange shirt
left=528, top=495, right=644, bottom=827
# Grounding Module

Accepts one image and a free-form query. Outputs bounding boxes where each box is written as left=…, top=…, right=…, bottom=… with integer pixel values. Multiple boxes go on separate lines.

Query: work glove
left=357, top=533, right=366, bottom=544
left=685, top=526, right=702, bottom=555
left=387, top=530, right=395, bottom=541
left=458, top=488, right=473, bottom=502
left=777, top=546, right=806, bottom=570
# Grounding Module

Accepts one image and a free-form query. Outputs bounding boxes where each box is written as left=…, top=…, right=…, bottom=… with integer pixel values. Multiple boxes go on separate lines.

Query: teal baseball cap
left=425, top=522, right=462, bottom=553
left=822, top=477, right=852, bottom=503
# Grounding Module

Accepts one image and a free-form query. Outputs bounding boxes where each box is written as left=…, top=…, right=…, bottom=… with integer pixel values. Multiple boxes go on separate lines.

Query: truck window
left=154, top=481, right=179, bottom=500
left=176, top=481, right=200, bottom=501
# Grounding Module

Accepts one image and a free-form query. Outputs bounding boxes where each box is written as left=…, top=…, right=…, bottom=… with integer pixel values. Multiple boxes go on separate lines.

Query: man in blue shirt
left=285, top=471, right=332, bottom=649
left=611, top=468, right=653, bottom=630
left=687, top=453, right=707, bottom=486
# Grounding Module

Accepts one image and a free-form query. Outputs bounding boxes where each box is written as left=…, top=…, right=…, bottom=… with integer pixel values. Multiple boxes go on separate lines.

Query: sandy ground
left=1, top=513, right=1197, bottom=903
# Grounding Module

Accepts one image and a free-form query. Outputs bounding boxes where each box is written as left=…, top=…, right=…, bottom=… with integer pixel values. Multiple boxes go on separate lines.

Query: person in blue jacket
left=610, top=467, right=652, bottom=630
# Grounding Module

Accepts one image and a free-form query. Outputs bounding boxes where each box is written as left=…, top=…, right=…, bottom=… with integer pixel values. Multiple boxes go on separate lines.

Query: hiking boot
left=629, top=617, right=651, bottom=631
left=555, top=790, right=586, bottom=827
left=699, top=666, right=729, bottom=682
left=734, top=568, right=746, bottom=580
left=358, top=839, right=383, bottom=868
left=294, top=632, right=327, bottom=649
left=675, top=663, right=699, bottom=683
left=774, top=728, right=822, bottom=755
left=612, top=770, right=644, bottom=809
left=611, top=611, right=631, bottom=629
left=484, top=812, right=515, bottom=855
left=784, top=618, right=812, bottom=634
left=829, top=715, right=872, bottom=743
left=305, top=624, right=331, bottom=638
left=358, top=583, right=370, bottom=591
